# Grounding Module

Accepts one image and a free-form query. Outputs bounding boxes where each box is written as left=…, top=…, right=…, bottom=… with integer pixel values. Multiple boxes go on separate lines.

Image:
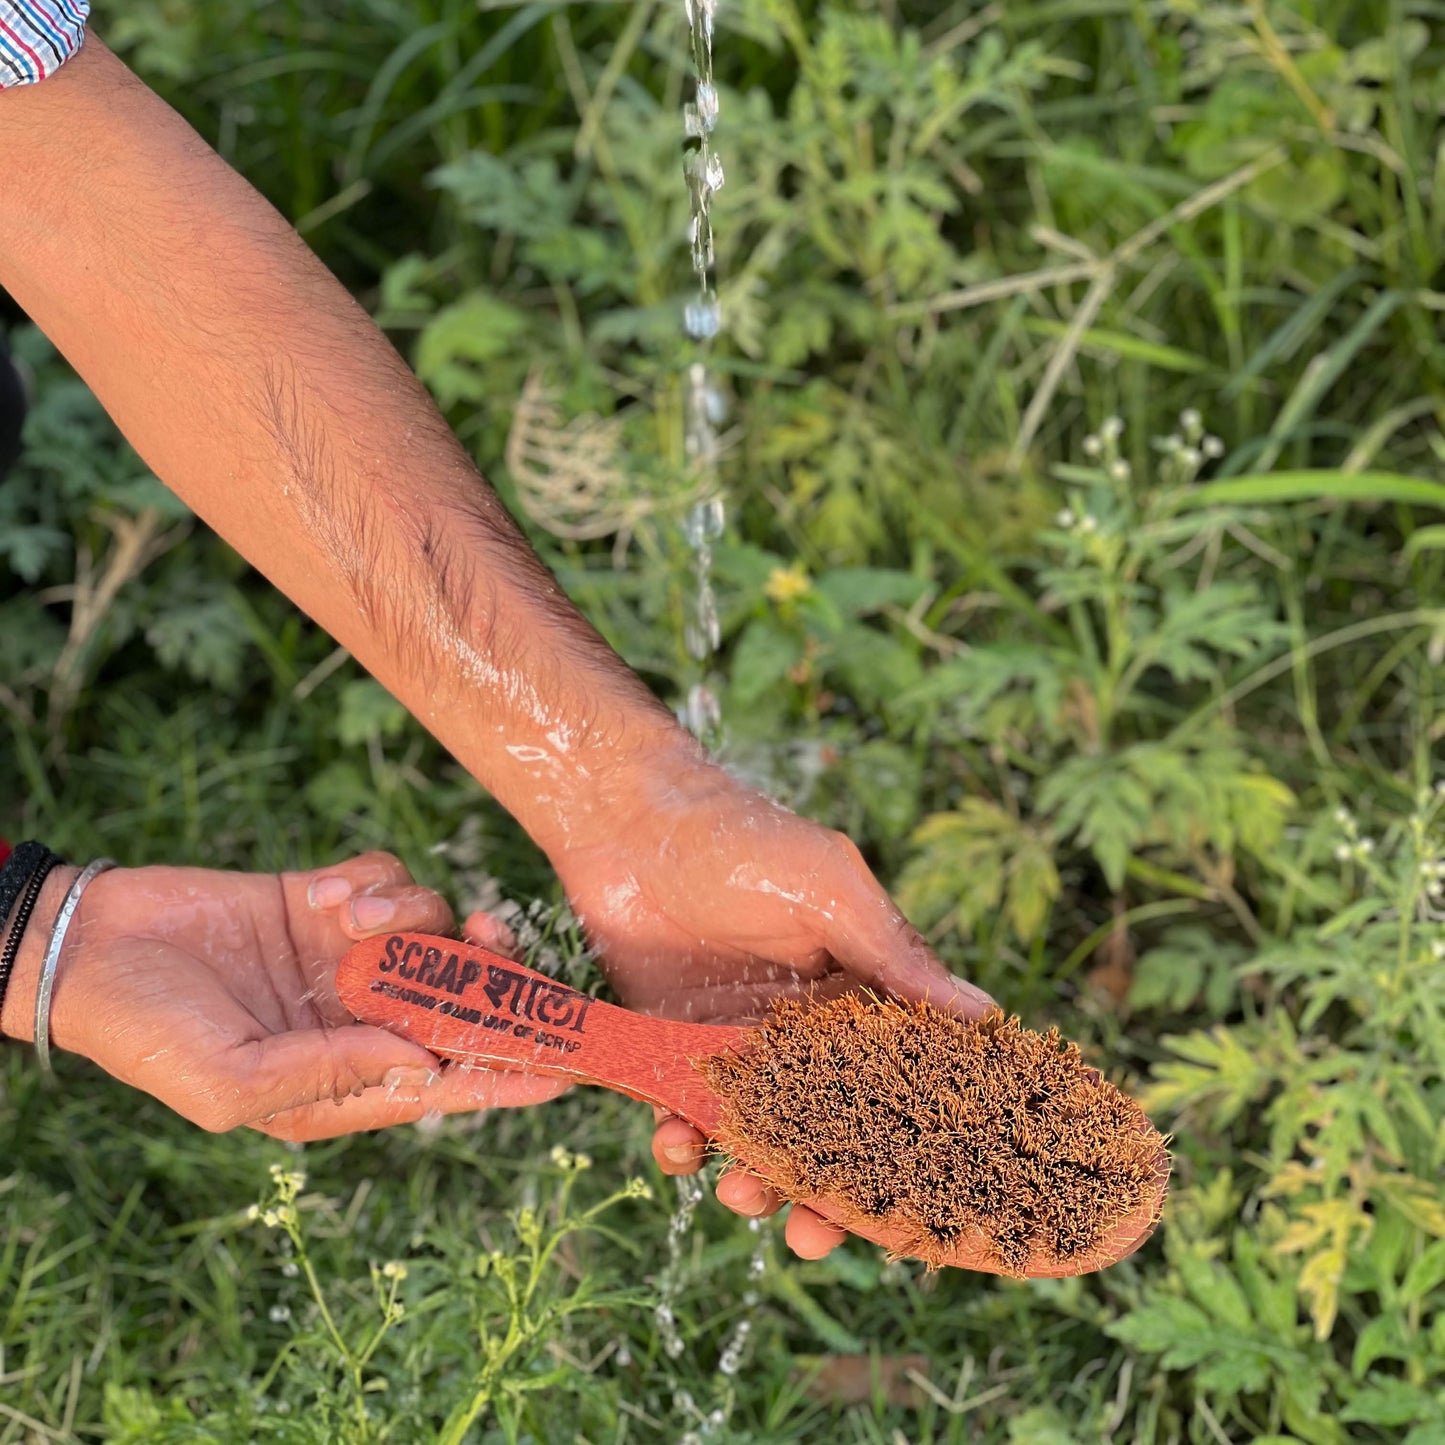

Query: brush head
left=701, top=995, right=1169, bottom=1278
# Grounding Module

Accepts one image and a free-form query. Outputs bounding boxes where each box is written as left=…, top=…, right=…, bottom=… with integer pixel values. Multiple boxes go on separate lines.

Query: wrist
left=1, top=864, right=79, bottom=1043
left=535, top=722, right=732, bottom=863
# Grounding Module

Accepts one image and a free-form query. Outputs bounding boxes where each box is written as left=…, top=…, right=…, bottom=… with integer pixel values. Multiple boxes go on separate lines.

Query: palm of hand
left=62, top=868, right=372, bottom=1123
left=55, top=855, right=567, bottom=1139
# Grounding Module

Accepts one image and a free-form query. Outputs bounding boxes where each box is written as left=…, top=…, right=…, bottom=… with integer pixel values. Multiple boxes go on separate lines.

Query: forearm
left=0, top=39, right=692, bottom=855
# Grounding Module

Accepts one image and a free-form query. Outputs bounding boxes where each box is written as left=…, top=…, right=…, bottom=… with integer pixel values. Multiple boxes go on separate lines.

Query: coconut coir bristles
left=702, top=995, right=1163, bottom=1277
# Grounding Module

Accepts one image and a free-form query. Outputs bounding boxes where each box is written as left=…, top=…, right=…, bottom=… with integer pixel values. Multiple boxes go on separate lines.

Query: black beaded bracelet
left=0, top=841, right=50, bottom=933
left=0, top=843, right=65, bottom=1038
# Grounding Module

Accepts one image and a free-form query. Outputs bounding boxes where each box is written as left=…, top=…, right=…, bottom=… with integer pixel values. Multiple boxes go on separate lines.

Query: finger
left=784, top=1205, right=848, bottom=1260
left=716, top=1167, right=784, bottom=1219
left=652, top=1114, right=708, bottom=1175
left=255, top=1062, right=571, bottom=1142
left=461, top=910, right=520, bottom=959
left=212, top=1024, right=446, bottom=1130
left=824, top=840, right=995, bottom=1018
left=296, top=852, right=416, bottom=913
left=342, top=884, right=454, bottom=940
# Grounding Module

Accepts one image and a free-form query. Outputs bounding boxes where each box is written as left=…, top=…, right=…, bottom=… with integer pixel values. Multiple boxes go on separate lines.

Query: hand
left=22, top=852, right=566, bottom=1140
left=553, top=747, right=996, bottom=1260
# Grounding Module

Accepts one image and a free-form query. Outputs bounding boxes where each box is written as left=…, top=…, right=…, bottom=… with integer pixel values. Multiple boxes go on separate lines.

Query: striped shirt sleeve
left=0, top=0, right=89, bottom=88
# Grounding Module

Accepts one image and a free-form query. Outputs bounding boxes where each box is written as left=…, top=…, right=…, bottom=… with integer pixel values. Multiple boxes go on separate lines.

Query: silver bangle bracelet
left=34, top=857, right=116, bottom=1076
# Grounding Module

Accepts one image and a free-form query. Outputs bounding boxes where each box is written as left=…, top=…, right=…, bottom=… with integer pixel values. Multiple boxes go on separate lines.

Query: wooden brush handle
left=336, top=932, right=746, bottom=1135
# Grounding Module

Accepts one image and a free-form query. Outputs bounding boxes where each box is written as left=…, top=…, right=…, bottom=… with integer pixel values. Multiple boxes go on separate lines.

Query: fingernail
left=663, top=1144, right=698, bottom=1165
left=351, top=894, right=395, bottom=931
left=735, top=1194, right=769, bottom=1217
left=381, top=1065, right=439, bottom=1103
left=382, top=1065, right=439, bottom=1091
left=308, top=875, right=352, bottom=909
left=955, top=978, right=998, bottom=1011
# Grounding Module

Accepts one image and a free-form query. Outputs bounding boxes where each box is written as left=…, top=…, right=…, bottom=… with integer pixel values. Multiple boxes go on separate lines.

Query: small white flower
left=1358, top=838, right=1375, bottom=855
left=246, top=1204, right=261, bottom=1221
left=268, top=1304, right=291, bottom=1324
left=1334, top=844, right=1351, bottom=862
left=1179, top=447, right=1202, bottom=470
left=1078, top=514, right=1099, bottom=534
left=1056, top=508, right=1076, bottom=529
left=1109, top=459, right=1132, bottom=483
left=381, top=1261, right=408, bottom=1281
left=1100, top=415, right=1124, bottom=441
left=1202, top=435, right=1225, bottom=459
left=1180, top=407, right=1203, bottom=437
left=1082, top=435, right=1102, bottom=459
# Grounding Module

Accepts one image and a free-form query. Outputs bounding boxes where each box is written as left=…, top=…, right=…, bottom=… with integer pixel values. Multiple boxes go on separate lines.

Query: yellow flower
left=764, top=563, right=812, bottom=605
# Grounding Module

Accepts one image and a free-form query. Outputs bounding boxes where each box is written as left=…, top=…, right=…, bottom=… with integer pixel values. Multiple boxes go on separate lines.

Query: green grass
left=3, top=0, right=1445, bottom=1440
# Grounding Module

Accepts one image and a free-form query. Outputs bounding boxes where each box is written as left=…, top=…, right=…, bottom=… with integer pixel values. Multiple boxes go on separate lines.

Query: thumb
left=212, top=1025, right=443, bottom=1129
left=254, top=1065, right=572, bottom=1142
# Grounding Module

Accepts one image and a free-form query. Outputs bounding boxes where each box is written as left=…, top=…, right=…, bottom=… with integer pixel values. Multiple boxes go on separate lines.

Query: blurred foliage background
left=3, top=0, right=1445, bottom=1440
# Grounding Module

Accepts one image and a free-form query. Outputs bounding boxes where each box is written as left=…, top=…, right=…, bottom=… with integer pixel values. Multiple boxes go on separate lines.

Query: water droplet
left=703, top=153, right=725, bottom=193
left=684, top=296, right=721, bottom=340
left=686, top=496, right=725, bottom=545
left=685, top=684, right=721, bottom=736
left=695, top=583, right=720, bottom=652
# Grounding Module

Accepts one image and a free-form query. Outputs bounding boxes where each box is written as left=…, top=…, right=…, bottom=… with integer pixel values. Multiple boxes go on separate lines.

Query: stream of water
left=680, top=0, right=726, bottom=747
left=654, top=7, right=769, bottom=1432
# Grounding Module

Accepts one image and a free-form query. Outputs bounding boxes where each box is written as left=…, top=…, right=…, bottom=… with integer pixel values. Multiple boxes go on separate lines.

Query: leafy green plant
left=101, top=1152, right=656, bottom=1443
left=1117, top=788, right=1445, bottom=1442
left=896, top=415, right=1296, bottom=959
